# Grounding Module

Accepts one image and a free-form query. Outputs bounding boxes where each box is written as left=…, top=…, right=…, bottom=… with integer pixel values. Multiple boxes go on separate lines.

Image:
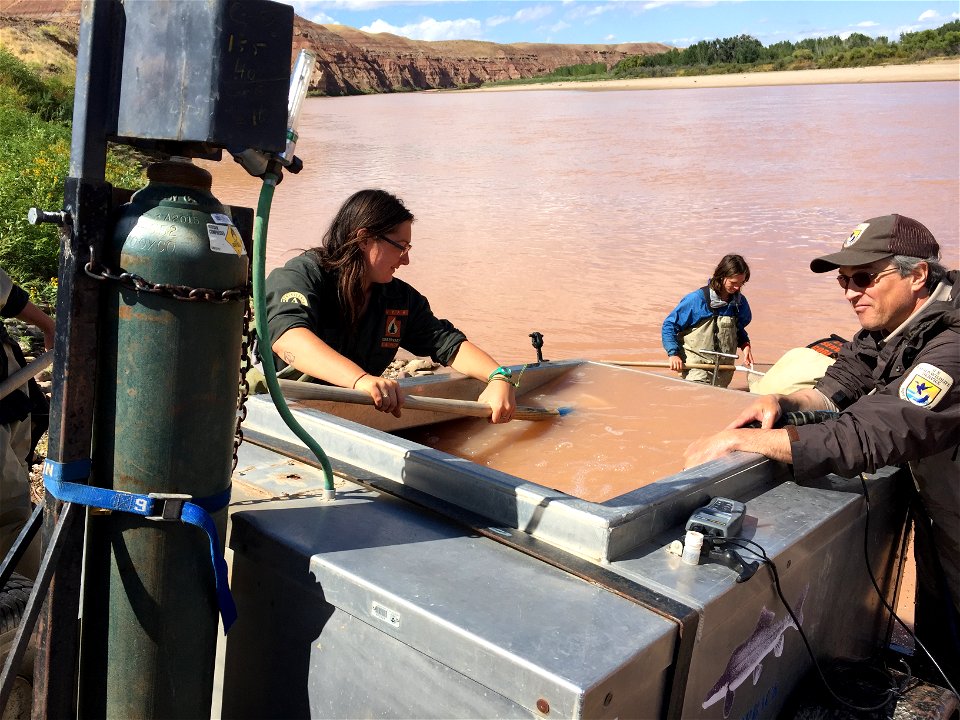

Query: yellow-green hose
left=253, top=174, right=335, bottom=496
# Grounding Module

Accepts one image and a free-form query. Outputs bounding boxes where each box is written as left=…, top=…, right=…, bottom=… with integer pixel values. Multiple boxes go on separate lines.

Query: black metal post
left=32, top=0, right=119, bottom=716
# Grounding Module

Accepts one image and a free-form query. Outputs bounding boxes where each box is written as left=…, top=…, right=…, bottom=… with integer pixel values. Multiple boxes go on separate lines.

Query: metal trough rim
left=240, top=359, right=785, bottom=563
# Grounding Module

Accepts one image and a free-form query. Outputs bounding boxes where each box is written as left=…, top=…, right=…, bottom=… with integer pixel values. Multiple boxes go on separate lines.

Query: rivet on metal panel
left=536, top=698, right=550, bottom=714
left=603, top=692, right=613, bottom=707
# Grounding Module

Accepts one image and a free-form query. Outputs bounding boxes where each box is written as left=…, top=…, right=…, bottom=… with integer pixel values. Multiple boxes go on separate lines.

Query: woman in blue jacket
left=661, top=255, right=753, bottom=387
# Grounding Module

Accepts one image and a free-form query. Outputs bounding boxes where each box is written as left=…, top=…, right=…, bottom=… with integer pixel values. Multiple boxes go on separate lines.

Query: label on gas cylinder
left=210, top=213, right=234, bottom=225
left=207, top=223, right=246, bottom=256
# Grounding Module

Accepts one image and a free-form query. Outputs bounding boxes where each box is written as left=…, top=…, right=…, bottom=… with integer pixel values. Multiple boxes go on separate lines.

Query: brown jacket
left=791, top=270, right=959, bottom=619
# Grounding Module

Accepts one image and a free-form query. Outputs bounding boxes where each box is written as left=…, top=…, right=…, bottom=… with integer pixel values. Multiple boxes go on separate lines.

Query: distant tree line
left=611, top=20, right=960, bottom=77
left=501, top=20, right=960, bottom=87
left=546, top=62, right=607, bottom=78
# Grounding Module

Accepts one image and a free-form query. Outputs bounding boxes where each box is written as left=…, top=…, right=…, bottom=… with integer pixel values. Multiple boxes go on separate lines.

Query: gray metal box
left=116, top=0, right=292, bottom=150
left=225, top=364, right=908, bottom=718
left=222, top=488, right=678, bottom=719
left=608, top=472, right=907, bottom=719
left=221, top=445, right=906, bottom=719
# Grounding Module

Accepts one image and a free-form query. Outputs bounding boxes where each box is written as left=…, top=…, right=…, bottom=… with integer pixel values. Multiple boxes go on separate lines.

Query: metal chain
left=233, top=299, right=253, bottom=472
left=84, top=245, right=249, bottom=303
left=84, top=243, right=252, bottom=470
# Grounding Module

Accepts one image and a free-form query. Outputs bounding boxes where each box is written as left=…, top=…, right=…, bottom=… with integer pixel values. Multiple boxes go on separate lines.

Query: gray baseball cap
left=810, top=214, right=940, bottom=273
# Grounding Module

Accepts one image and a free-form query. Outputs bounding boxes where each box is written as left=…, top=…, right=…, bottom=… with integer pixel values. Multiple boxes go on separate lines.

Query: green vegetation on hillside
left=486, top=21, right=960, bottom=87
left=613, top=20, right=959, bottom=77
left=0, top=48, right=144, bottom=305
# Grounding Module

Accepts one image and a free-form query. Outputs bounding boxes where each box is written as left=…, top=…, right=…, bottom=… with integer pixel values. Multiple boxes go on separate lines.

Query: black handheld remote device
left=685, top=497, right=746, bottom=539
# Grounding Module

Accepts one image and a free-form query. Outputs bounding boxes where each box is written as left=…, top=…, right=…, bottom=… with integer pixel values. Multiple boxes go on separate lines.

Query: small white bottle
left=682, top=530, right=704, bottom=565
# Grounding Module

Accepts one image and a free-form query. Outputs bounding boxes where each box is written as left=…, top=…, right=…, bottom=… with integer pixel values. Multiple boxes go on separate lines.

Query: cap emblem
left=843, top=222, right=870, bottom=248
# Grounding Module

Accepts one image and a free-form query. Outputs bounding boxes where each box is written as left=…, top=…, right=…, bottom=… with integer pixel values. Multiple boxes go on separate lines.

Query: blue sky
left=280, top=1, right=960, bottom=46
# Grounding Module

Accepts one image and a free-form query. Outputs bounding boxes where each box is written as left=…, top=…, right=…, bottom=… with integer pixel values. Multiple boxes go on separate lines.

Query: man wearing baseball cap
left=685, top=214, right=959, bottom=687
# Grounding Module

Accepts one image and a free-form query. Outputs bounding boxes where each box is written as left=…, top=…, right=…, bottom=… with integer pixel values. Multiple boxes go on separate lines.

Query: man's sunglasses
left=836, top=267, right=898, bottom=290
left=377, top=234, right=412, bottom=256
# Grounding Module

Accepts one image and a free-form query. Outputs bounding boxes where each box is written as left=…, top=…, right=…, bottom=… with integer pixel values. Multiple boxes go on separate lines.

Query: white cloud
left=549, top=20, right=572, bottom=32
left=288, top=0, right=466, bottom=14
left=484, top=5, right=553, bottom=33
left=895, top=23, right=924, bottom=36
left=586, top=4, right=613, bottom=17
left=513, top=6, right=554, bottom=23
left=307, top=10, right=339, bottom=24
left=314, top=0, right=409, bottom=9
left=643, top=0, right=719, bottom=10
left=361, top=16, right=483, bottom=41
left=565, top=3, right=618, bottom=20
left=854, top=21, right=878, bottom=28
left=604, top=33, right=617, bottom=41
left=917, top=9, right=939, bottom=22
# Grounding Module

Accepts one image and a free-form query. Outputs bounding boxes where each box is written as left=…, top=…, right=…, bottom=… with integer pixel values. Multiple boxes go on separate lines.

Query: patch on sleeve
left=280, top=291, right=308, bottom=306
left=898, top=363, right=953, bottom=409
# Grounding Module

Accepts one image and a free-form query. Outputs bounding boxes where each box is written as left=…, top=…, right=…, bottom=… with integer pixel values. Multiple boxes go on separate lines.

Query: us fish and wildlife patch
left=899, top=363, right=953, bottom=409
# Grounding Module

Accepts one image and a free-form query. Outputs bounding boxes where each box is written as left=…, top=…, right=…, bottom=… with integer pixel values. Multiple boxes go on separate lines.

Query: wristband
left=488, top=374, right=516, bottom=387
left=487, top=366, right=513, bottom=383
left=351, top=372, right=367, bottom=389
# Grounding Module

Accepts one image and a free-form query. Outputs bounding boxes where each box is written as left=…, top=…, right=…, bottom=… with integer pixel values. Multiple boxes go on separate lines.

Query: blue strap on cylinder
left=42, top=458, right=238, bottom=632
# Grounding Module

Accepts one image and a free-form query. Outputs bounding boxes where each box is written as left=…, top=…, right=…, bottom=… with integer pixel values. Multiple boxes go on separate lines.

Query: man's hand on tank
left=683, top=430, right=742, bottom=468
left=725, top=395, right=781, bottom=430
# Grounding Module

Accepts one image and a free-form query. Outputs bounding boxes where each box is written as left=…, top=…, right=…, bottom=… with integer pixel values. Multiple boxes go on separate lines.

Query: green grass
left=0, top=48, right=145, bottom=304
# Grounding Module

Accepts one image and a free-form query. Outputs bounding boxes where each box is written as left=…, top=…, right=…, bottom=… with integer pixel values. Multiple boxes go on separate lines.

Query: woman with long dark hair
left=661, top=254, right=754, bottom=387
left=264, top=189, right=517, bottom=421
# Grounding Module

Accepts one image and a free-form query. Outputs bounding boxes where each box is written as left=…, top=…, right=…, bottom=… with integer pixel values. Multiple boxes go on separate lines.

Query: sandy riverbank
left=468, top=58, right=960, bottom=92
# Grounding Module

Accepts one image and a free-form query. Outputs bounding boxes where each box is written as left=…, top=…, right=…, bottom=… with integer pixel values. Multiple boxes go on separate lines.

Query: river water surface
left=203, top=80, right=958, bottom=378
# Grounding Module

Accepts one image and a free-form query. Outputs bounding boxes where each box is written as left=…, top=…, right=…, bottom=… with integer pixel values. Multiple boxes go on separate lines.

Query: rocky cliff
left=292, top=18, right=670, bottom=95
left=0, top=1, right=670, bottom=95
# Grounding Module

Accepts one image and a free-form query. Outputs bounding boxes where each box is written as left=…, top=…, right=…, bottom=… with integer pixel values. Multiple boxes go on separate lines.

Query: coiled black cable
left=716, top=535, right=903, bottom=713
left=856, top=474, right=958, bottom=696
left=744, top=410, right=840, bottom=429
left=738, top=406, right=958, bottom=704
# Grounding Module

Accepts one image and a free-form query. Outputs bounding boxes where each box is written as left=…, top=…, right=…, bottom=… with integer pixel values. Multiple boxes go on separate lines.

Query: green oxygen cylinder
left=81, top=160, right=248, bottom=718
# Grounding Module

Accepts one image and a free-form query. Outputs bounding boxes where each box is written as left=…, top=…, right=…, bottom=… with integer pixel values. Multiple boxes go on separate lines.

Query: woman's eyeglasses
left=836, top=267, right=898, bottom=290
left=377, top=234, right=412, bottom=256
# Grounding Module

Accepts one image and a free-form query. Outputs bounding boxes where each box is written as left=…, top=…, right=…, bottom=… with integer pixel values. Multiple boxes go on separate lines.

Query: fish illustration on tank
left=702, top=585, right=809, bottom=718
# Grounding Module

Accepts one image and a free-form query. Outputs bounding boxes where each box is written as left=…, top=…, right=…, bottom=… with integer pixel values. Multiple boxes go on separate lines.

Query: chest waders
left=679, top=288, right=739, bottom=387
